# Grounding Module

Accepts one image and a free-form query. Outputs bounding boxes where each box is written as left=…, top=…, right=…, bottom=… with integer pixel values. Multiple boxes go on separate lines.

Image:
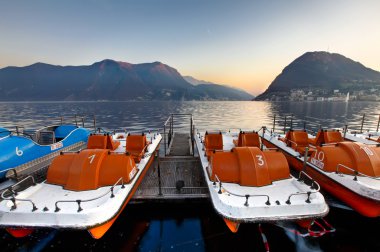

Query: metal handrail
left=213, top=173, right=320, bottom=206
left=54, top=177, right=126, bottom=212
left=1, top=177, right=126, bottom=213
left=163, top=114, right=194, bottom=156
left=1, top=176, right=37, bottom=211
left=336, top=164, right=380, bottom=181
left=298, top=171, right=321, bottom=191
left=1, top=176, right=36, bottom=199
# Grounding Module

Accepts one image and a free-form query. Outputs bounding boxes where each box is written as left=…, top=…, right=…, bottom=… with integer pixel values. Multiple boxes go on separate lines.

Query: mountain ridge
left=0, top=59, right=253, bottom=101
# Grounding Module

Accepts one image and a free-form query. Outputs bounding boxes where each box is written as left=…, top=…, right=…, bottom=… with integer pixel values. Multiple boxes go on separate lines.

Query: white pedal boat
left=195, top=129, right=328, bottom=232
left=0, top=131, right=161, bottom=239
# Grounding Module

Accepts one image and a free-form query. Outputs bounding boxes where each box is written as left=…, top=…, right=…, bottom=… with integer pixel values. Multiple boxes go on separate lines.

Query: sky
left=0, top=0, right=379, bottom=95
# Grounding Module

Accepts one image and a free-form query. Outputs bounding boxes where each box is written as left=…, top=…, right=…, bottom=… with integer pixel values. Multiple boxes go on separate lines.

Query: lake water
left=0, top=101, right=380, bottom=252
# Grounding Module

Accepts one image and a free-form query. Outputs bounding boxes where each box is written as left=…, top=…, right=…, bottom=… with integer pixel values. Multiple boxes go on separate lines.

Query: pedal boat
left=261, top=128, right=380, bottom=217
left=0, top=125, right=90, bottom=190
left=195, top=130, right=328, bottom=233
left=0, top=131, right=162, bottom=239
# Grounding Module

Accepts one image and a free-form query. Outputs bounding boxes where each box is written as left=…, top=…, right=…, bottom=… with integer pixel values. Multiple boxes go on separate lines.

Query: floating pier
left=131, top=114, right=209, bottom=203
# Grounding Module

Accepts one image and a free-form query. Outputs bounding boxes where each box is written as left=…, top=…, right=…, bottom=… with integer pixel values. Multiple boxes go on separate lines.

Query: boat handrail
left=54, top=177, right=126, bottom=213
left=336, top=164, right=380, bottom=181
left=1, top=176, right=38, bottom=211
left=285, top=139, right=298, bottom=148
left=298, top=171, right=321, bottom=191
left=1, top=177, right=126, bottom=213
left=1, top=175, right=36, bottom=199
left=213, top=173, right=320, bottom=207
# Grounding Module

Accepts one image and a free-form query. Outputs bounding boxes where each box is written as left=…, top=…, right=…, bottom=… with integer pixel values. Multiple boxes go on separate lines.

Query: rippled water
left=1, top=101, right=380, bottom=131
left=1, top=101, right=380, bottom=252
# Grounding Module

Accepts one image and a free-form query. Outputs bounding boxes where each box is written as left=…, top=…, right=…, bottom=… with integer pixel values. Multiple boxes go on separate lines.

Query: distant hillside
left=0, top=60, right=253, bottom=101
left=183, top=76, right=214, bottom=85
left=255, top=51, right=380, bottom=100
left=183, top=76, right=254, bottom=100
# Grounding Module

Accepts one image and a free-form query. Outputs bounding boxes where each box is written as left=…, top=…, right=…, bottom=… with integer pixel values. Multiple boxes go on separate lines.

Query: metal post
left=360, top=114, right=365, bottom=133
left=290, top=114, right=293, bottom=130
left=171, top=114, right=174, bottom=137
left=93, top=115, right=96, bottom=131
left=377, top=115, right=380, bottom=132
left=157, top=151, right=162, bottom=196
left=298, top=147, right=309, bottom=180
left=81, top=117, right=84, bottom=127
left=344, top=125, right=348, bottom=138
left=60, top=116, right=63, bottom=125
left=164, top=124, right=166, bottom=156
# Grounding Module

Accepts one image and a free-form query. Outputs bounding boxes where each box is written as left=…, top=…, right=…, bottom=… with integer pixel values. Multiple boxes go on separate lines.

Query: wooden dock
left=131, top=129, right=209, bottom=203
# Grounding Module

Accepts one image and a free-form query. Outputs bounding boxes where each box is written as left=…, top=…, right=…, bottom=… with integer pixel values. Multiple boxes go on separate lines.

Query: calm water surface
left=1, top=101, right=380, bottom=252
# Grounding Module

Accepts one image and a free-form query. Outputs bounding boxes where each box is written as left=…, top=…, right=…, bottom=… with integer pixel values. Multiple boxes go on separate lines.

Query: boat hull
left=88, top=147, right=157, bottom=238
left=262, top=138, right=380, bottom=217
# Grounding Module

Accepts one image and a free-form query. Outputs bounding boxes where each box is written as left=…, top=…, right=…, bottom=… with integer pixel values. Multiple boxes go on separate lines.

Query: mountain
left=183, top=76, right=254, bottom=100
left=183, top=76, right=215, bottom=85
left=0, top=60, right=253, bottom=101
left=255, top=51, right=380, bottom=100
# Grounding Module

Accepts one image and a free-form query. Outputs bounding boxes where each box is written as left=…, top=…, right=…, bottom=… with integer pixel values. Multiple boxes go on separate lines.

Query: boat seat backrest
left=309, top=130, right=325, bottom=146
left=106, top=135, right=120, bottom=151
left=241, top=132, right=260, bottom=147
left=204, top=133, right=223, bottom=150
left=291, top=131, right=309, bottom=147
left=87, top=135, right=107, bottom=149
left=126, top=134, right=147, bottom=162
left=324, top=131, right=343, bottom=143
left=37, top=131, right=56, bottom=145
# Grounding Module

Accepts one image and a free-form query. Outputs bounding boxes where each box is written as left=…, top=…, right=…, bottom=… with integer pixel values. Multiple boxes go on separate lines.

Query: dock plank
left=131, top=156, right=209, bottom=203
left=168, top=133, right=191, bottom=156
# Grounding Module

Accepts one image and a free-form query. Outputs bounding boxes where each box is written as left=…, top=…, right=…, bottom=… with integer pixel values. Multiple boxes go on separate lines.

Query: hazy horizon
left=1, top=0, right=379, bottom=95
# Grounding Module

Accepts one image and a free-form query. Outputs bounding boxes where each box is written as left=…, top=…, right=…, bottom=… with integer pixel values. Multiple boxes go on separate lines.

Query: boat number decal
left=51, top=142, right=63, bottom=151
left=311, top=150, right=324, bottom=169
left=317, top=151, right=324, bottom=161
left=256, top=155, right=264, bottom=166
left=88, top=154, right=96, bottom=164
left=15, top=147, right=23, bottom=156
left=361, top=146, right=374, bottom=156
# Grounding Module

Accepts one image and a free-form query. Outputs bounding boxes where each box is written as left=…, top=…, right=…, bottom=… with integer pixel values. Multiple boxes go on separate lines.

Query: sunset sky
left=1, top=0, right=379, bottom=95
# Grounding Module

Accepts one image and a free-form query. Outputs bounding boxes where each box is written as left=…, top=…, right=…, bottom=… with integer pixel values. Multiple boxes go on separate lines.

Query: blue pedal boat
left=0, top=124, right=90, bottom=190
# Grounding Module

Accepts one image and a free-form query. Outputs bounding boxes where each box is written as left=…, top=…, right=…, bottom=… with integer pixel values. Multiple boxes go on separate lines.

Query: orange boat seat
left=204, top=132, right=223, bottom=158
left=87, top=134, right=107, bottom=149
left=106, top=134, right=120, bottom=150
left=47, top=149, right=137, bottom=191
left=234, top=131, right=261, bottom=147
left=126, top=134, right=148, bottom=163
left=209, top=147, right=290, bottom=187
left=288, top=131, right=315, bottom=155
left=308, top=130, right=325, bottom=147
left=323, top=131, right=343, bottom=143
